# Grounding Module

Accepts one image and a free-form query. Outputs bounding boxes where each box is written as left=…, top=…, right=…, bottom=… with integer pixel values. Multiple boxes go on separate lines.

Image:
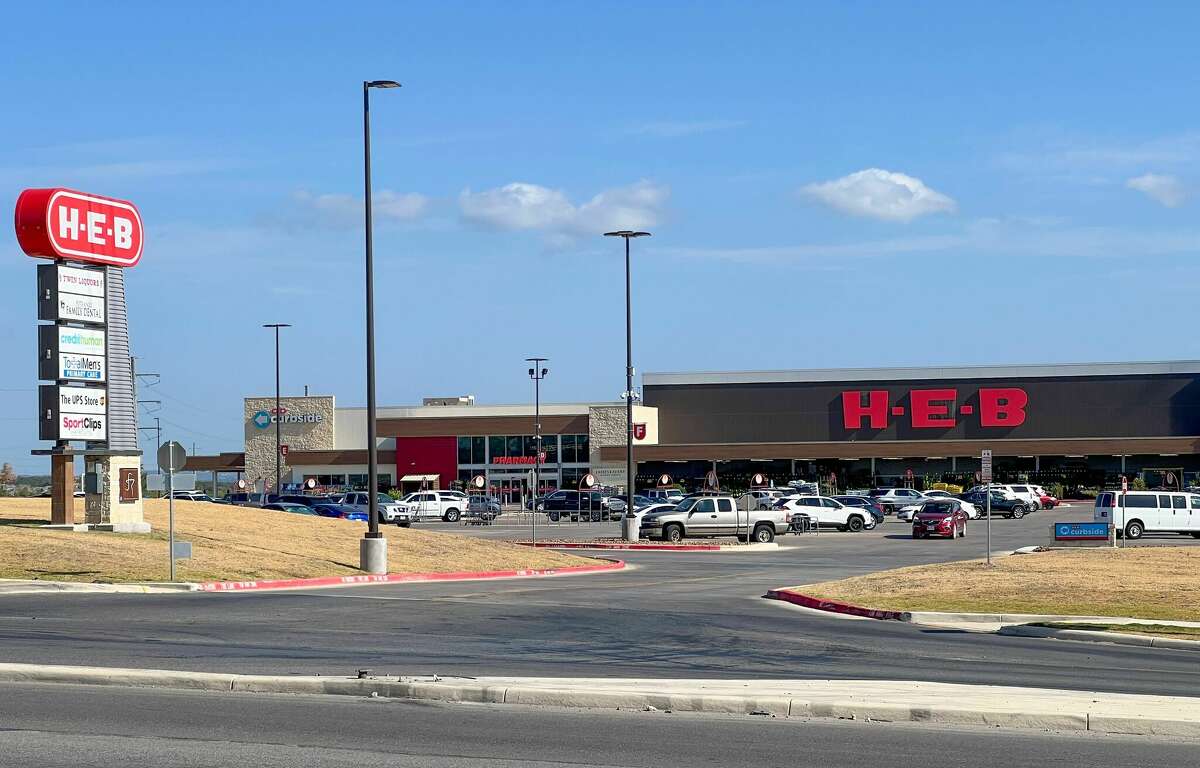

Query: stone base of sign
left=94, top=521, right=152, bottom=534
left=84, top=455, right=146, bottom=532
left=43, top=524, right=90, bottom=532
left=49, top=452, right=75, bottom=525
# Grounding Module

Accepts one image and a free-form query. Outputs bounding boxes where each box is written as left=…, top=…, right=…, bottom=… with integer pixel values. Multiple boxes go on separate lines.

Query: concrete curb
left=764, top=589, right=906, bottom=621
left=997, top=624, right=1200, bottom=652
left=0, top=579, right=200, bottom=595
left=1, top=664, right=1198, bottom=737
left=516, top=541, right=779, bottom=552
left=194, top=558, right=625, bottom=592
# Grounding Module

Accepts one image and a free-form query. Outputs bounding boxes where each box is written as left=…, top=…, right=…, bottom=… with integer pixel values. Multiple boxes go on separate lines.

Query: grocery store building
left=185, top=360, right=1200, bottom=497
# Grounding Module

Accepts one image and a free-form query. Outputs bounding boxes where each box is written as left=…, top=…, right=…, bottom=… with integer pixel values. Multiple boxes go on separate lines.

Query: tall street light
left=603, top=230, right=650, bottom=526
left=263, top=323, right=290, bottom=500
left=361, top=79, right=400, bottom=574
left=527, top=358, right=548, bottom=546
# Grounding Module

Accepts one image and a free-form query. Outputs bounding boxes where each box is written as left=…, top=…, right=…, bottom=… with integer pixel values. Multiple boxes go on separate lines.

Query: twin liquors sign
left=18, top=188, right=144, bottom=445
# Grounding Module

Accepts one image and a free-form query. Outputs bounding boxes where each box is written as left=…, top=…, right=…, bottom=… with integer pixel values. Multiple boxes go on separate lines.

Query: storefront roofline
left=607, top=436, right=1200, bottom=462
left=335, top=402, right=622, bottom=419
left=644, top=360, right=1200, bottom=387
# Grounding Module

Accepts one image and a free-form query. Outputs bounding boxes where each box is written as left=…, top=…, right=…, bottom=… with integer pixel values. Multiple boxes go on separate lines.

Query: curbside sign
left=1054, top=521, right=1110, bottom=541
left=15, top=188, right=144, bottom=267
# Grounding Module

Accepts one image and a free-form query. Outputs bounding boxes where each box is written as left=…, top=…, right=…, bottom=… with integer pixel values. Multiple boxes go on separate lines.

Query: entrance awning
left=400, top=474, right=440, bottom=483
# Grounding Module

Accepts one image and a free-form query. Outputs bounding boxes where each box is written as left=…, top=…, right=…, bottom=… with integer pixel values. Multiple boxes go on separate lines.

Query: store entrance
left=490, top=474, right=528, bottom=508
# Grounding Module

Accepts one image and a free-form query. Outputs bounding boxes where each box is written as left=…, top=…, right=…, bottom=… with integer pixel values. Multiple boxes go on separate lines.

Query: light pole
left=603, top=230, right=650, bottom=519
left=361, top=78, right=401, bottom=574
left=263, top=323, right=290, bottom=500
left=527, top=358, right=548, bottom=545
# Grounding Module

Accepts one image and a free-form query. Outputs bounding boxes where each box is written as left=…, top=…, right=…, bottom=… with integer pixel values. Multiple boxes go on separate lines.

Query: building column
left=50, top=451, right=75, bottom=525
left=951, top=456, right=957, bottom=472
left=1121, top=455, right=1126, bottom=473
left=1035, top=455, right=1040, bottom=471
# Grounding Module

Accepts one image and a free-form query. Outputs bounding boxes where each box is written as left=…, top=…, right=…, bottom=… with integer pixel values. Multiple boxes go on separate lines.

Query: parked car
left=958, top=489, right=1030, bottom=519
left=262, top=502, right=317, bottom=515
left=778, top=496, right=877, bottom=532
left=542, top=490, right=608, bottom=521
left=639, top=495, right=789, bottom=543
left=223, top=492, right=264, bottom=507
left=911, top=500, right=969, bottom=539
left=646, top=489, right=684, bottom=503
left=464, top=494, right=501, bottom=524
left=970, top=484, right=1043, bottom=510
left=920, top=489, right=978, bottom=519
left=399, top=490, right=467, bottom=522
left=1032, top=486, right=1059, bottom=508
left=311, top=503, right=368, bottom=521
left=742, top=489, right=785, bottom=509
left=833, top=495, right=886, bottom=524
left=168, top=491, right=213, bottom=502
left=340, top=491, right=411, bottom=525
left=867, top=487, right=925, bottom=515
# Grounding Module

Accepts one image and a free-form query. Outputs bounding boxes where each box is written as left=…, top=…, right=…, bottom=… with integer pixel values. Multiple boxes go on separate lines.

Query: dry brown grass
left=797, top=547, right=1200, bottom=621
left=0, top=498, right=594, bottom=583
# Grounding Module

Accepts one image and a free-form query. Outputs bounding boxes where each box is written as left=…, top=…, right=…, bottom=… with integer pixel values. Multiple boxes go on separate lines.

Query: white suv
left=781, top=496, right=876, bottom=532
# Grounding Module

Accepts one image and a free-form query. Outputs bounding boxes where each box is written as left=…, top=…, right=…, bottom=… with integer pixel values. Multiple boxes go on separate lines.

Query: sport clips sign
left=841, top=387, right=1028, bottom=430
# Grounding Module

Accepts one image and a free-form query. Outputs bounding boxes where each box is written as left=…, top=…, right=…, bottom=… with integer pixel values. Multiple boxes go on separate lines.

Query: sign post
left=981, top=449, right=993, bottom=566
left=1118, top=475, right=1128, bottom=549
left=158, top=441, right=186, bottom=581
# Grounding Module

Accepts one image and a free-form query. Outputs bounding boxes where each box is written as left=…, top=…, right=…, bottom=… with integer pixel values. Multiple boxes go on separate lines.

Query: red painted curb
left=516, top=541, right=722, bottom=551
left=765, top=588, right=907, bottom=621
left=196, top=558, right=625, bottom=593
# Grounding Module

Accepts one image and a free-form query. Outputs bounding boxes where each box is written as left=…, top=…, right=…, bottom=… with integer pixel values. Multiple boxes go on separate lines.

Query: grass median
left=794, top=547, right=1200, bottom=622
left=0, top=498, right=595, bottom=584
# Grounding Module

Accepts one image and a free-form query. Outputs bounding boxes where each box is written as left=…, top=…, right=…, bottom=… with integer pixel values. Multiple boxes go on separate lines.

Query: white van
left=1094, top=490, right=1200, bottom=539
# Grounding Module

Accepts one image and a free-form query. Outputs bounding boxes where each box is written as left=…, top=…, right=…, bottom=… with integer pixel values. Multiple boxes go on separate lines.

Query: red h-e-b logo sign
left=14, top=188, right=144, bottom=267
left=841, top=387, right=1028, bottom=430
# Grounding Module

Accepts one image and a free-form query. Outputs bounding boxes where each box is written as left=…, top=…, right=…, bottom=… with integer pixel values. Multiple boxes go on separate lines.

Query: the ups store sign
left=645, top=372, right=1200, bottom=444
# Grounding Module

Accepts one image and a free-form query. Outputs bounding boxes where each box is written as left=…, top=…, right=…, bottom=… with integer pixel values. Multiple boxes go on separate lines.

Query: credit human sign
left=15, top=188, right=144, bottom=268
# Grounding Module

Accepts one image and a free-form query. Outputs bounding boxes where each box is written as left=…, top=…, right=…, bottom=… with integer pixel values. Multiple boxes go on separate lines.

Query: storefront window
left=458, top=436, right=486, bottom=464
left=524, top=436, right=539, bottom=457
left=561, top=434, right=589, bottom=463
left=507, top=436, right=523, bottom=458
left=542, top=436, right=558, bottom=464
left=489, top=436, right=506, bottom=460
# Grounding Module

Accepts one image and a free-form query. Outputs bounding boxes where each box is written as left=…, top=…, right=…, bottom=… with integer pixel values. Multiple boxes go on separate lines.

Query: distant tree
left=0, top=463, right=17, bottom=486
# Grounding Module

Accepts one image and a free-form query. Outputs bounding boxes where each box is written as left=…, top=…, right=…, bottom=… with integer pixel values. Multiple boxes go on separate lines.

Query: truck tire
left=663, top=523, right=684, bottom=543
left=548, top=511, right=560, bottom=522
left=846, top=515, right=865, bottom=533
left=443, top=508, right=460, bottom=523
left=396, top=521, right=411, bottom=528
left=1125, top=520, right=1144, bottom=540
left=752, top=524, right=775, bottom=544
left=1011, top=505, right=1026, bottom=519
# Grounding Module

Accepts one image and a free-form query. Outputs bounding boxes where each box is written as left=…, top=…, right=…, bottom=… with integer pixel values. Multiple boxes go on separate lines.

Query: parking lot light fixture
left=262, top=323, right=291, bottom=500
left=526, top=358, right=549, bottom=546
left=361, top=78, right=401, bottom=574
left=603, top=231, right=651, bottom=503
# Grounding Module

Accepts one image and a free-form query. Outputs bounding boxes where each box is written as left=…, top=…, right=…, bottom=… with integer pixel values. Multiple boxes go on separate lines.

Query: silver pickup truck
left=638, top=494, right=790, bottom=543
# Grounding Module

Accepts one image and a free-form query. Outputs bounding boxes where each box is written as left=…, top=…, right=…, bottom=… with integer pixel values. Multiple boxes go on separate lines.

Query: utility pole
left=527, top=358, right=548, bottom=546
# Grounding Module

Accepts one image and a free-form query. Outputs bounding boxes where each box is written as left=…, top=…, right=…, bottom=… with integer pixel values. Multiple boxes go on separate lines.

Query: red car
left=1039, top=493, right=1059, bottom=509
left=911, top=500, right=968, bottom=539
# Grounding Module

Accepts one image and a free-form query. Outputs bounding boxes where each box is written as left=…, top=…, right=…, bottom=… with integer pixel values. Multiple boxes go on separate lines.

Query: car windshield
left=867, top=489, right=888, bottom=497
left=922, top=502, right=953, bottom=514
left=675, top=498, right=700, bottom=513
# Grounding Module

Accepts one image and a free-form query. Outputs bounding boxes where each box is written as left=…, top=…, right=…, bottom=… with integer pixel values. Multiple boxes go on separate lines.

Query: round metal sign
left=705, top=469, right=718, bottom=488
left=237, top=478, right=247, bottom=490
left=752, top=473, right=766, bottom=486
left=1121, top=475, right=1128, bottom=492
left=657, top=473, right=672, bottom=487
left=305, top=478, right=316, bottom=489
left=472, top=474, right=486, bottom=489
left=580, top=473, right=596, bottom=489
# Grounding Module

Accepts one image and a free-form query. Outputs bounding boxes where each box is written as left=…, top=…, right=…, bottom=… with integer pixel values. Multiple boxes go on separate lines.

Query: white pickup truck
left=638, top=495, right=790, bottom=543
left=400, top=490, right=470, bottom=522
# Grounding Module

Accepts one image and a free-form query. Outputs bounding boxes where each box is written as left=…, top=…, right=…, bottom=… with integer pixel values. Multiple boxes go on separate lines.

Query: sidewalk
left=0, top=663, right=1197, bottom=737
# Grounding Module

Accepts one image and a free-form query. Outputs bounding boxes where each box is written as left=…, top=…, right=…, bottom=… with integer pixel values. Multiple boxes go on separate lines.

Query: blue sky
left=3, top=2, right=1200, bottom=470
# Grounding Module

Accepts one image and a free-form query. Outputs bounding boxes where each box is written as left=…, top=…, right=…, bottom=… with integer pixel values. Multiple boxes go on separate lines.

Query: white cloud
left=1126, top=173, right=1187, bottom=207
left=290, top=189, right=429, bottom=228
left=801, top=168, right=957, bottom=222
left=459, top=180, right=668, bottom=236
left=627, top=119, right=746, bottom=138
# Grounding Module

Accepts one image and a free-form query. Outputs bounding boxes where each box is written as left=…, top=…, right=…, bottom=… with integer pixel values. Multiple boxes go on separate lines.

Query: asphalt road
left=2, top=682, right=1195, bottom=767
left=2, top=512, right=1199, bottom=697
